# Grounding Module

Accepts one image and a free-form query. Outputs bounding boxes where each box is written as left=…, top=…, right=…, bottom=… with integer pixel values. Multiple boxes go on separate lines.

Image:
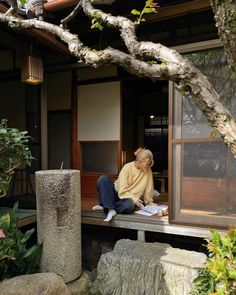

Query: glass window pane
left=172, top=143, right=236, bottom=225
left=173, top=48, right=236, bottom=139
left=183, top=142, right=227, bottom=178
left=81, top=142, right=118, bottom=173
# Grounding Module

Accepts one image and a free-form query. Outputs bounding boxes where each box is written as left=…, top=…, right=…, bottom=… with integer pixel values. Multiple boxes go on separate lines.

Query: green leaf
left=0, top=119, right=33, bottom=198
left=143, top=8, right=154, bottom=14
left=0, top=213, right=10, bottom=231
left=21, top=228, right=35, bottom=244
left=145, top=0, right=153, bottom=6
left=131, top=9, right=141, bottom=15
left=19, top=0, right=27, bottom=5
left=193, top=228, right=236, bottom=295
left=10, top=201, right=19, bottom=224
left=221, top=236, right=232, bottom=248
left=0, top=128, right=7, bottom=134
left=23, top=244, right=43, bottom=274
left=210, top=229, right=222, bottom=246
left=0, top=204, right=42, bottom=280
left=228, top=268, right=236, bottom=279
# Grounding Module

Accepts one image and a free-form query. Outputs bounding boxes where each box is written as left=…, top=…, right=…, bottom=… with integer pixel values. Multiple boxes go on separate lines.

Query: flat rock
left=91, top=239, right=206, bottom=295
left=66, top=271, right=91, bottom=295
left=0, top=272, right=70, bottom=295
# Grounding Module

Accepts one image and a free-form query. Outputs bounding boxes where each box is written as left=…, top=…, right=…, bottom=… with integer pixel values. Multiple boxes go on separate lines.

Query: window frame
left=168, top=39, right=236, bottom=228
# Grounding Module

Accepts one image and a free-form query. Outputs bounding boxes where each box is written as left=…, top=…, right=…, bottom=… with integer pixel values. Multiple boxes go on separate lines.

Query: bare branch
left=61, top=1, right=82, bottom=29
left=5, top=0, right=18, bottom=15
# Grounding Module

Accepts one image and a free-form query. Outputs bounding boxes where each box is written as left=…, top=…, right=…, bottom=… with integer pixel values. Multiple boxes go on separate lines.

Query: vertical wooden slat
left=41, top=82, right=48, bottom=170
left=71, top=70, right=78, bottom=169
left=119, top=81, right=122, bottom=171
left=168, top=81, right=173, bottom=223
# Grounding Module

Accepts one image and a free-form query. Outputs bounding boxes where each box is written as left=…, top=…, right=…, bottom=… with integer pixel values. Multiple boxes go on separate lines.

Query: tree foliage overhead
left=0, top=0, right=236, bottom=155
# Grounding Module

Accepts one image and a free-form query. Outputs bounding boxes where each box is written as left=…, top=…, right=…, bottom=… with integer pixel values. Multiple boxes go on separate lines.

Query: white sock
left=92, top=205, right=103, bottom=211
left=104, top=209, right=116, bottom=222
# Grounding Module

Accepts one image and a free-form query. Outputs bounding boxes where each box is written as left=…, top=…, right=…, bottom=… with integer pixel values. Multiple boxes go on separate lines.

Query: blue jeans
left=97, top=175, right=135, bottom=214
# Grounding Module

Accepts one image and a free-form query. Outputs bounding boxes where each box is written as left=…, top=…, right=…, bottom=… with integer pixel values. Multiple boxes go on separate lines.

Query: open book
left=134, top=204, right=168, bottom=216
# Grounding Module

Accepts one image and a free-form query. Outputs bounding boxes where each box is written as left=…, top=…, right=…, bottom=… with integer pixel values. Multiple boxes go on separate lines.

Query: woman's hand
left=136, top=199, right=144, bottom=208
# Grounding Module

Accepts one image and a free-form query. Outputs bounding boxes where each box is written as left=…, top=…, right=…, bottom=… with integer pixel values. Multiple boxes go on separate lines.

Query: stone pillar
left=36, top=170, right=81, bottom=283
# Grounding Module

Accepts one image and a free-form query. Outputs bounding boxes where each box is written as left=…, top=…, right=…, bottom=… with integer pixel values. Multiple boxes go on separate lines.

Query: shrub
left=192, top=227, right=236, bottom=295
left=0, top=119, right=33, bottom=198
left=0, top=202, right=42, bottom=280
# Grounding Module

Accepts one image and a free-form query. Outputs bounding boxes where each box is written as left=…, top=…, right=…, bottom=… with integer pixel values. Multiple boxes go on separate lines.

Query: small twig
left=5, top=7, right=14, bottom=15
left=61, top=1, right=82, bottom=29
left=5, top=0, right=18, bottom=15
left=60, top=161, right=64, bottom=170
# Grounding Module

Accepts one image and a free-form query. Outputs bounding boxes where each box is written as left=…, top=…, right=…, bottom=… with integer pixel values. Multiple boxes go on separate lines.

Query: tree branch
left=5, top=0, right=18, bottom=15
left=0, top=4, right=236, bottom=156
left=60, top=1, right=82, bottom=29
left=80, top=0, right=236, bottom=155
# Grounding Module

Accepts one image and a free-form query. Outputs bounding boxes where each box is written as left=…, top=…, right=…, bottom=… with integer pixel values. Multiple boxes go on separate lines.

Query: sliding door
left=77, top=81, right=121, bottom=197
left=170, top=44, right=236, bottom=227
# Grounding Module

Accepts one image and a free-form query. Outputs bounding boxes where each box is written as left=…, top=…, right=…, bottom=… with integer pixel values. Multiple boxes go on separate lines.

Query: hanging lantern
left=21, top=55, right=43, bottom=85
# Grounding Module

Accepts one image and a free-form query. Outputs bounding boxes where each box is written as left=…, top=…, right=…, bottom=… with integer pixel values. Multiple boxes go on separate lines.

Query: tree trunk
left=211, top=0, right=236, bottom=72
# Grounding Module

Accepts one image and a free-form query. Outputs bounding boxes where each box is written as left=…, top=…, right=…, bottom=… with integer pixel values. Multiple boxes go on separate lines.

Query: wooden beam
left=0, top=29, right=22, bottom=49
left=42, top=0, right=79, bottom=11
left=42, top=0, right=211, bottom=20
left=143, top=0, right=212, bottom=23
left=0, top=3, right=69, bottom=55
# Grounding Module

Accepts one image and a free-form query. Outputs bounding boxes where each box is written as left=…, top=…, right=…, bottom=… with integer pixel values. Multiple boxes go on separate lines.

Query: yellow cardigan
left=114, top=161, right=154, bottom=204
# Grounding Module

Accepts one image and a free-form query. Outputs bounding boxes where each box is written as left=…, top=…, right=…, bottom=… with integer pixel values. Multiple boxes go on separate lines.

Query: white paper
left=134, top=210, right=153, bottom=216
left=134, top=204, right=168, bottom=216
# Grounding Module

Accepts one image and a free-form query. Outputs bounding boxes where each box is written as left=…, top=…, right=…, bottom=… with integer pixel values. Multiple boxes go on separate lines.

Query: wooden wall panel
left=229, top=178, right=236, bottom=213
left=181, top=177, right=228, bottom=211
left=81, top=173, right=118, bottom=198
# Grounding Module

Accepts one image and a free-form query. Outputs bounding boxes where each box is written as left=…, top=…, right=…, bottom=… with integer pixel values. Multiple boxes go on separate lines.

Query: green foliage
left=131, top=0, right=158, bottom=25
left=18, top=0, right=27, bottom=5
left=192, top=228, right=236, bottom=295
left=0, top=119, right=33, bottom=198
left=91, top=13, right=104, bottom=31
left=0, top=202, right=42, bottom=280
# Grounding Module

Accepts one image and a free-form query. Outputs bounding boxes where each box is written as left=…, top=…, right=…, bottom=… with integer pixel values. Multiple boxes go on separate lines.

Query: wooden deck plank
left=81, top=211, right=227, bottom=238
left=81, top=197, right=227, bottom=239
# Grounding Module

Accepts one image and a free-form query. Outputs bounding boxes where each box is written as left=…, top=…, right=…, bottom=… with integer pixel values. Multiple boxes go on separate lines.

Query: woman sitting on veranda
left=92, top=147, right=154, bottom=222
